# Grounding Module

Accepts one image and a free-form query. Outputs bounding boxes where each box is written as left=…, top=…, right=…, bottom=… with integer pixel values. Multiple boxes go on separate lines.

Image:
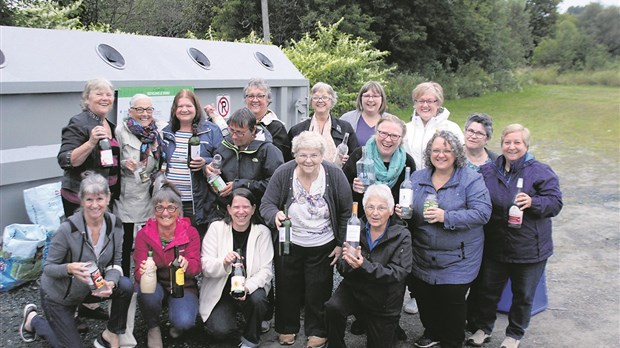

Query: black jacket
left=287, top=115, right=358, bottom=154
left=336, top=217, right=412, bottom=317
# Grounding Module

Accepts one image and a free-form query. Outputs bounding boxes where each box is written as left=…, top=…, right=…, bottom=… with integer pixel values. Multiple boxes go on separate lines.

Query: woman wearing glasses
left=398, top=130, right=491, bottom=348
left=463, top=113, right=498, bottom=172
left=403, top=82, right=464, bottom=170
left=288, top=82, right=358, bottom=167
left=114, top=94, right=165, bottom=276
left=260, top=131, right=353, bottom=348
left=340, top=81, right=388, bottom=146
left=133, top=184, right=202, bottom=347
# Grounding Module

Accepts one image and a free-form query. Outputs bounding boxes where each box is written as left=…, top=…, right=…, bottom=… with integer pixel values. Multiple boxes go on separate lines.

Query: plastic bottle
left=508, top=178, right=524, bottom=228
left=208, top=154, right=226, bottom=192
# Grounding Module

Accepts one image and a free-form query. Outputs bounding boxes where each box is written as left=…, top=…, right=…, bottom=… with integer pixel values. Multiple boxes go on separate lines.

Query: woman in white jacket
left=403, top=82, right=464, bottom=170
left=200, top=188, right=274, bottom=348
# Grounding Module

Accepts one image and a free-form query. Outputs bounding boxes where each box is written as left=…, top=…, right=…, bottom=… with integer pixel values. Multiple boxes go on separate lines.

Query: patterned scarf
left=366, top=137, right=406, bottom=188
left=126, top=118, right=163, bottom=162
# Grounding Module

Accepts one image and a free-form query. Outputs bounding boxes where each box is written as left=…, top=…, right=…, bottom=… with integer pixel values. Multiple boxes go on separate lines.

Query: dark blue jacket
left=162, top=120, right=223, bottom=225
left=408, top=166, right=491, bottom=285
left=479, top=154, right=563, bottom=263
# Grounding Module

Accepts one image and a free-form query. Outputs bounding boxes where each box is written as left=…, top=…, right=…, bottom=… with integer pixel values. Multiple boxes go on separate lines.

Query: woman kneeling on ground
left=20, top=171, right=133, bottom=348
left=200, top=188, right=273, bottom=348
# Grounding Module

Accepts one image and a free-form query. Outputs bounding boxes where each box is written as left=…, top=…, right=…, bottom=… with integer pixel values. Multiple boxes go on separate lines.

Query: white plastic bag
left=23, top=182, right=64, bottom=231
left=2, top=224, right=47, bottom=259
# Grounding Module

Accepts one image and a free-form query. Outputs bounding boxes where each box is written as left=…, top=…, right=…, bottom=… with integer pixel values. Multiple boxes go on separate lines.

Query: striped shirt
left=167, top=131, right=193, bottom=201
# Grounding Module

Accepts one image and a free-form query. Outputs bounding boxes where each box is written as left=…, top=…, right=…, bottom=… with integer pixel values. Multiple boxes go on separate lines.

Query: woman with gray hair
left=133, top=184, right=202, bottom=347
left=399, top=130, right=492, bottom=348
left=260, top=131, right=353, bottom=348
left=20, top=171, right=133, bottom=348
left=463, top=113, right=498, bottom=171
left=288, top=82, right=358, bottom=167
left=325, top=184, right=412, bottom=348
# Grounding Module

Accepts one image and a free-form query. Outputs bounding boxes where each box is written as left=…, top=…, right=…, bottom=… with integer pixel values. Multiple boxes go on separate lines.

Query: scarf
left=126, top=117, right=163, bottom=162
left=309, top=115, right=337, bottom=163
left=366, top=137, right=406, bottom=188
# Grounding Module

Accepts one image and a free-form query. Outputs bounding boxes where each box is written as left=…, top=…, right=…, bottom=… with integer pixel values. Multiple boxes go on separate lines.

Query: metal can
left=86, top=261, right=106, bottom=292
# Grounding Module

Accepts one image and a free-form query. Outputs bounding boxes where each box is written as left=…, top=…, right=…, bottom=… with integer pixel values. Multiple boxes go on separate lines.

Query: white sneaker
left=500, top=336, right=520, bottom=348
left=466, top=329, right=491, bottom=346
left=261, top=320, right=270, bottom=333
left=403, top=297, right=419, bottom=314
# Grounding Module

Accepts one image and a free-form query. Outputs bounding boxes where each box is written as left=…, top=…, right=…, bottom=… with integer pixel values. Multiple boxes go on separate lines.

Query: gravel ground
left=1, top=144, right=619, bottom=348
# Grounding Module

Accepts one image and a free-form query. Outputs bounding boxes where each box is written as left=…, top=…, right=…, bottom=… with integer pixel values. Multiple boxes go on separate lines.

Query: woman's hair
left=465, top=112, right=494, bottom=140
left=169, top=89, right=203, bottom=132
left=356, top=81, right=387, bottom=114
left=129, top=93, right=152, bottom=107
left=501, top=123, right=531, bottom=149
left=376, top=113, right=407, bottom=142
left=227, top=107, right=257, bottom=132
left=244, top=77, right=272, bottom=103
left=291, top=131, right=327, bottom=156
left=311, top=82, right=338, bottom=107
left=423, top=130, right=466, bottom=169
left=79, top=171, right=110, bottom=199
left=223, top=188, right=263, bottom=225
left=151, top=182, right=183, bottom=216
left=412, top=81, right=444, bottom=106
left=362, top=184, right=395, bottom=211
left=81, top=78, right=114, bottom=111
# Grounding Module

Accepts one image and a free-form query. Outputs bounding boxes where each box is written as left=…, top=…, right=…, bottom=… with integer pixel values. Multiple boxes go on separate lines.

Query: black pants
left=204, top=288, right=268, bottom=345
left=274, top=240, right=335, bottom=337
left=182, top=201, right=208, bottom=239
left=325, top=284, right=399, bottom=348
left=412, top=276, right=471, bottom=348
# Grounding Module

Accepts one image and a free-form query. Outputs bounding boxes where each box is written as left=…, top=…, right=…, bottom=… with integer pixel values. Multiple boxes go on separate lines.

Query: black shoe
left=78, top=304, right=109, bottom=320
left=93, top=332, right=112, bottom=348
left=350, top=318, right=366, bottom=335
left=414, top=336, right=440, bottom=348
left=395, top=324, right=407, bottom=341
left=75, top=316, right=89, bottom=333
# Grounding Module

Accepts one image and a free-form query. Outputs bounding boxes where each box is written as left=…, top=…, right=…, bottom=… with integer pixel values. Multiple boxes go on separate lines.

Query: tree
left=577, top=4, right=620, bottom=56
left=9, top=0, right=82, bottom=29
left=526, top=0, right=561, bottom=47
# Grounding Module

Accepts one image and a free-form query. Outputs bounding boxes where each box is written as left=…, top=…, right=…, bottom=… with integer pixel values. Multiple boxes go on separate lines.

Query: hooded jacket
left=41, top=211, right=123, bottom=305
left=336, top=217, right=412, bottom=317
left=403, top=108, right=464, bottom=170
left=133, top=217, right=202, bottom=294
left=161, top=120, right=223, bottom=225
left=479, top=154, right=563, bottom=263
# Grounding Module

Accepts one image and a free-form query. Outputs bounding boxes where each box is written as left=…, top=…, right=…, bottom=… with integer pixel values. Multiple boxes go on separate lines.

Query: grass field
left=391, top=84, right=620, bottom=162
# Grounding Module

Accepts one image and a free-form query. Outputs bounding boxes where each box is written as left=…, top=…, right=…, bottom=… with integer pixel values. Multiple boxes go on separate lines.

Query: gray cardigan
left=41, top=211, right=124, bottom=305
left=259, top=160, right=353, bottom=246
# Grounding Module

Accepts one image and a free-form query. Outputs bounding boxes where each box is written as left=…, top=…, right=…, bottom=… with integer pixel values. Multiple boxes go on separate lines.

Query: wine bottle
left=208, top=153, right=227, bottom=192
left=140, top=249, right=157, bottom=294
left=99, top=137, right=113, bottom=167
left=346, top=202, right=361, bottom=257
left=333, top=132, right=349, bottom=167
left=356, top=146, right=376, bottom=189
left=230, top=249, right=246, bottom=299
left=508, top=178, right=524, bottom=228
left=187, top=124, right=201, bottom=167
left=399, top=167, right=414, bottom=219
left=279, top=205, right=292, bottom=256
left=169, top=246, right=184, bottom=298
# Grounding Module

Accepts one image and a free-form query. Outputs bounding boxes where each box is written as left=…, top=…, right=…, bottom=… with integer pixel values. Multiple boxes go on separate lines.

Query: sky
left=557, top=0, right=619, bottom=12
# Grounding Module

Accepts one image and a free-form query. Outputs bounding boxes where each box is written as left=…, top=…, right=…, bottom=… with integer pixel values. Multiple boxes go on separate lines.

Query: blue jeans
left=474, top=257, right=547, bottom=340
left=33, top=276, right=133, bottom=348
left=137, top=282, right=198, bottom=331
left=204, top=288, right=268, bottom=346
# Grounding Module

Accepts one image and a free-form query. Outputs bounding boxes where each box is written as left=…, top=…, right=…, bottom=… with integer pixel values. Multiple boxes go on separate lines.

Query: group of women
left=19, top=77, right=562, bottom=348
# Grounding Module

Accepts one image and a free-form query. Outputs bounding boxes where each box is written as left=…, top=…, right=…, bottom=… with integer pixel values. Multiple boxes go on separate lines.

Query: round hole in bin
left=0, top=49, right=5, bottom=69
left=187, top=47, right=211, bottom=70
left=254, top=51, right=274, bottom=71
left=95, top=44, right=126, bottom=69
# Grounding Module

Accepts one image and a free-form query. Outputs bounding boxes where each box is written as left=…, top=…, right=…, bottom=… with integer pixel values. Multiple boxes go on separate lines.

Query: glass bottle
left=279, top=205, right=292, bottom=256
left=333, top=132, right=349, bottom=167
left=140, top=249, right=157, bottom=294
left=230, top=249, right=246, bottom=299
left=346, top=202, right=361, bottom=257
left=99, top=137, right=113, bottom=168
left=508, top=178, right=524, bottom=228
left=356, top=146, right=376, bottom=189
left=187, top=124, right=201, bottom=167
left=399, top=167, right=414, bottom=219
left=423, top=194, right=438, bottom=223
left=169, top=246, right=184, bottom=298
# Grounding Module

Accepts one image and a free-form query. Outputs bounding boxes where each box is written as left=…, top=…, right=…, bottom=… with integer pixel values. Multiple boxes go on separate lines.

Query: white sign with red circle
left=217, top=94, right=230, bottom=117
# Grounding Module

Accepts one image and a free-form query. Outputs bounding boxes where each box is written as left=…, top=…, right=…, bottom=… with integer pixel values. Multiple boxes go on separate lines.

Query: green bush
left=529, top=66, right=620, bottom=86
left=283, top=19, right=395, bottom=116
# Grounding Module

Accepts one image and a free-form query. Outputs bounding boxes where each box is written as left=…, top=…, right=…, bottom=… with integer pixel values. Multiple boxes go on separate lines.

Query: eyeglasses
left=431, top=149, right=453, bottom=155
left=362, top=94, right=382, bottom=99
left=155, top=205, right=178, bottom=213
left=415, top=99, right=438, bottom=105
left=131, top=107, right=155, bottom=113
left=229, top=127, right=249, bottom=137
left=466, top=128, right=487, bottom=139
left=365, top=205, right=389, bottom=213
left=311, top=96, right=332, bottom=102
left=376, top=130, right=402, bottom=141
left=296, top=153, right=321, bottom=160
left=245, top=94, right=266, bottom=101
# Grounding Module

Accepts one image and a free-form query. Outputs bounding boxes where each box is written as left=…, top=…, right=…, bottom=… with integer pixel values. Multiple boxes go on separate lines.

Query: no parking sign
left=217, top=94, right=230, bottom=117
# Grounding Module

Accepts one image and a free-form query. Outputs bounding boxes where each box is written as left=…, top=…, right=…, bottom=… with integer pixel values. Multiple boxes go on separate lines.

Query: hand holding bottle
left=274, top=210, right=287, bottom=228
left=514, top=192, right=532, bottom=210
left=188, top=156, right=205, bottom=171
left=423, top=206, right=445, bottom=223
left=342, top=242, right=363, bottom=268
left=352, top=178, right=366, bottom=194
left=223, top=250, right=242, bottom=268
left=88, top=125, right=109, bottom=146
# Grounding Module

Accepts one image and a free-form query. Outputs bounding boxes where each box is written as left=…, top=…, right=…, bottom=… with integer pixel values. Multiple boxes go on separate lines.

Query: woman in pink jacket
left=133, top=184, right=201, bottom=347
